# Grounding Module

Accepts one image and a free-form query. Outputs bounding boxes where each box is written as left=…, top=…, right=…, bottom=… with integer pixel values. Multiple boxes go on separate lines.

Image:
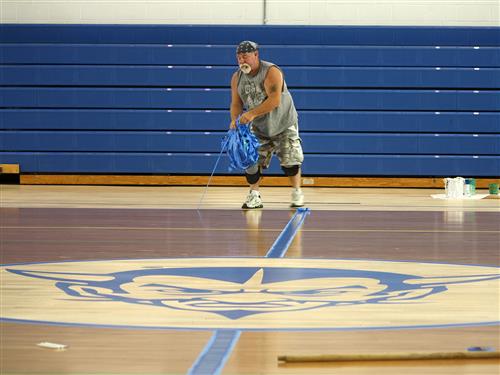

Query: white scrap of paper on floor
left=37, top=342, right=68, bottom=350
left=431, top=194, right=489, bottom=200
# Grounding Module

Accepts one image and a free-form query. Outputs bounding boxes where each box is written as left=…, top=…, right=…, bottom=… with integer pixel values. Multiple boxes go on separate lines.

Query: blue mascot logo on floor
left=1, top=258, right=499, bottom=330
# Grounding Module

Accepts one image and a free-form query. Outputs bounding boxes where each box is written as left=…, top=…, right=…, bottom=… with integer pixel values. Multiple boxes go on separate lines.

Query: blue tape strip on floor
left=187, top=207, right=310, bottom=375
left=187, top=330, right=241, bottom=375
left=265, top=208, right=310, bottom=259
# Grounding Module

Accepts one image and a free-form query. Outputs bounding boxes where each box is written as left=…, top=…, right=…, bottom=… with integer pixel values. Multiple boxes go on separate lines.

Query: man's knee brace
left=245, top=166, right=261, bottom=184
left=281, top=165, right=300, bottom=177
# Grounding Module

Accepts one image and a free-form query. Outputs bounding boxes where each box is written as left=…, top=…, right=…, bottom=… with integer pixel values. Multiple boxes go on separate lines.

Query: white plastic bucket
left=444, top=177, right=465, bottom=199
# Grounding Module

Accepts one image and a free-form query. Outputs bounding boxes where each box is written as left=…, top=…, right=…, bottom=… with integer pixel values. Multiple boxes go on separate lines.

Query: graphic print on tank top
left=242, top=81, right=266, bottom=109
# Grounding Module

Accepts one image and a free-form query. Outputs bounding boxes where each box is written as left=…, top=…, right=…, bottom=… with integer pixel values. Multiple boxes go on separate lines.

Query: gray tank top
left=237, top=60, right=298, bottom=137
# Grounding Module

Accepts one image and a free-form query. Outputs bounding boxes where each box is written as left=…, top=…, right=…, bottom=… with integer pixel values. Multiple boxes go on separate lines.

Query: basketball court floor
left=1, top=184, right=499, bottom=374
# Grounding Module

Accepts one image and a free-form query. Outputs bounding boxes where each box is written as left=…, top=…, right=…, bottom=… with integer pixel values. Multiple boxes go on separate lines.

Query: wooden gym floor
left=1, top=184, right=499, bottom=374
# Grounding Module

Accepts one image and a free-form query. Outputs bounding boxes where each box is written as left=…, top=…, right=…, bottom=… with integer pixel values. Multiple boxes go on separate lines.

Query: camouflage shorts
left=254, top=126, right=304, bottom=170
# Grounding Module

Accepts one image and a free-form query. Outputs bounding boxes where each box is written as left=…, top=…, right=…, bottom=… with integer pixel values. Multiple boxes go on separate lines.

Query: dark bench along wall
left=1, top=24, right=499, bottom=176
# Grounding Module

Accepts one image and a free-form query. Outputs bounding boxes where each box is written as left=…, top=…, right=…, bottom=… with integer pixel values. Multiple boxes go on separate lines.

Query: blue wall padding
left=2, top=88, right=500, bottom=111
left=1, top=131, right=499, bottom=155
left=1, top=25, right=499, bottom=46
left=1, top=24, right=499, bottom=177
left=2, top=66, right=499, bottom=89
left=2, top=44, right=499, bottom=67
left=1, top=110, right=499, bottom=133
left=0, top=152, right=498, bottom=176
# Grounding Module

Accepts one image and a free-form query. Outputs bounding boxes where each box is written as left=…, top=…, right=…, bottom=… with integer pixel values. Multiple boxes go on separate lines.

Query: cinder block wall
left=1, top=0, right=498, bottom=26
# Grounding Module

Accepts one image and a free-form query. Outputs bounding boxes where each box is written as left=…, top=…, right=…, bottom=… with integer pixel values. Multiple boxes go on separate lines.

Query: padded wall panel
left=2, top=88, right=500, bottom=111
left=2, top=45, right=499, bottom=67
left=1, top=25, right=499, bottom=46
left=3, top=65, right=499, bottom=89
left=2, top=131, right=499, bottom=155
left=1, top=152, right=498, bottom=176
left=2, top=110, right=499, bottom=133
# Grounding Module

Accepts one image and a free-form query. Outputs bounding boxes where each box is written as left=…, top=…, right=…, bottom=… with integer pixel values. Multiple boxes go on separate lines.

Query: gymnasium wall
left=1, top=24, right=499, bottom=177
left=1, top=0, right=498, bottom=26
left=0, top=2, right=499, bottom=178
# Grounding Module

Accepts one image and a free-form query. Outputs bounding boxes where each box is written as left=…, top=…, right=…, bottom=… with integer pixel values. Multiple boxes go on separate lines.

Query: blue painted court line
left=187, top=207, right=310, bottom=375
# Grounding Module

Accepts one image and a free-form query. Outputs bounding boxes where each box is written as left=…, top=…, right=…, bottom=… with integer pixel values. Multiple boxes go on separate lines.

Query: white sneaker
left=290, top=189, right=304, bottom=208
left=242, top=190, right=263, bottom=209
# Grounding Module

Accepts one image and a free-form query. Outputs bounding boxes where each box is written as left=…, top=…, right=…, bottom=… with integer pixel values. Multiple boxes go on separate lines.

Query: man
left=230, top=40, right=304, bottom=209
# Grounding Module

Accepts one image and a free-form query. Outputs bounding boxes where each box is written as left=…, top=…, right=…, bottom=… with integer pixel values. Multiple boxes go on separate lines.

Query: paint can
left=468, top=178, right=476, bottom=195
left=464, top=178, right=475, bottom=196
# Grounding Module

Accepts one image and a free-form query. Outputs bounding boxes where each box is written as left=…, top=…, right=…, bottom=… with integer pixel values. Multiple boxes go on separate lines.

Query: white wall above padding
left=1, top=0, right=498, bottom=26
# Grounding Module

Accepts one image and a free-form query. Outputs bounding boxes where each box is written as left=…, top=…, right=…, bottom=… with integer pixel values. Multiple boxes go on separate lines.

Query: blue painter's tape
left=467, top=346, right=494, bottom=352
left=187, top=330, right=241, bottom=375
left=187, top=207, right=310, bottom=374
left=266, top=207, right=311, bottom=259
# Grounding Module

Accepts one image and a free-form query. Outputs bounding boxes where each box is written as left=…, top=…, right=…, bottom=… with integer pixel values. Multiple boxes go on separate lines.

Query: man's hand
left=239, top=111, right=256, bottom=124
left=229, top=119, right=237, bottom=129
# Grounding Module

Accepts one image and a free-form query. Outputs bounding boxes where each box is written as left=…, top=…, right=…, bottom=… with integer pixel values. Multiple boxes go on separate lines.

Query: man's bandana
left=236, top=41, right=258, bottom=54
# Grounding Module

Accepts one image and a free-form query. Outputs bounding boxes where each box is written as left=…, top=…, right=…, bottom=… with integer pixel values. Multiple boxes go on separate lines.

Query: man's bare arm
left=229, top=71, right=243, bottom=128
